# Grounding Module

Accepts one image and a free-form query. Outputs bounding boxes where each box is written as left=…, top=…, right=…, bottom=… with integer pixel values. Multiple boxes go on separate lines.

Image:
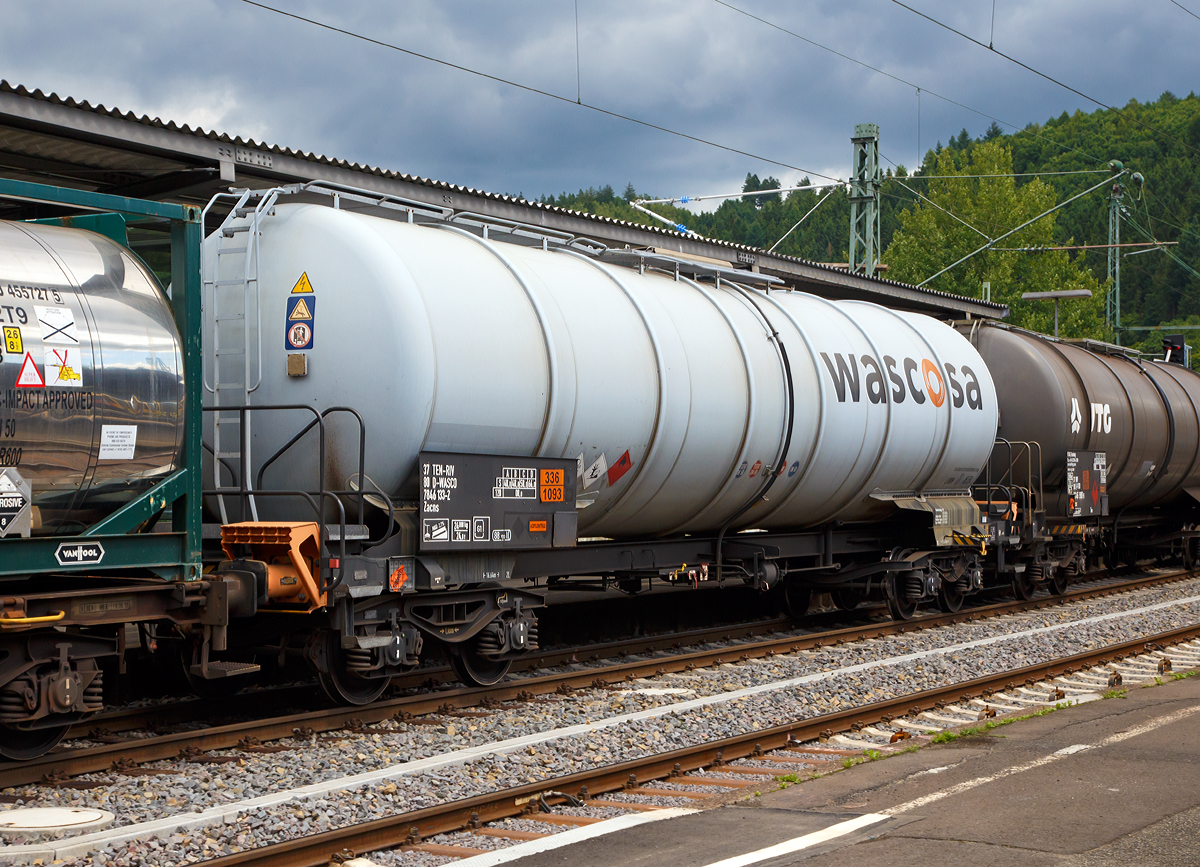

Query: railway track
left=4, top=565, right=1189, bottom=790
left=73, top=563, right=1155, bottom=741
left=192, top=617, right=1200, bottom=866
left=1, top=564, right=1196, bottom=866
left=69, top=612, right=807, bottom=740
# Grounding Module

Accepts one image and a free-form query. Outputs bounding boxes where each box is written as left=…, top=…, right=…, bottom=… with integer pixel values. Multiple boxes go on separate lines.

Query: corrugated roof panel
left=0, top=80, right=1006, bottom=314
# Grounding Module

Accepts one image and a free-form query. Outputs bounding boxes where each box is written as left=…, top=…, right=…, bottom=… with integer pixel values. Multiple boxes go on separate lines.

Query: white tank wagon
left=204, top=202, right=998, bottom=537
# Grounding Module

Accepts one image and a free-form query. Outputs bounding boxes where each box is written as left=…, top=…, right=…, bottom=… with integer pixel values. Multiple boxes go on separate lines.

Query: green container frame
left=0, top=179, right=203, bottom=580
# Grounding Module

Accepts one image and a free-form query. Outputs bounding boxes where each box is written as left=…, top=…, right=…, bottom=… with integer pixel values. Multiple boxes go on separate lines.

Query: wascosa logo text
left=818, top=353, right=984, bottom=410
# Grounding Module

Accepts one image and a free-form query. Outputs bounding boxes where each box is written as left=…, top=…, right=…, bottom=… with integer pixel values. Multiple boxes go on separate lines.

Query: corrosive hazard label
left=582, top=453, right=607, bottom=490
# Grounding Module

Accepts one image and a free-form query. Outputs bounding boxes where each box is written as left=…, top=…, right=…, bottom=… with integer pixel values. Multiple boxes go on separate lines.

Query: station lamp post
left=1021, top=289, right=1093, bottom=339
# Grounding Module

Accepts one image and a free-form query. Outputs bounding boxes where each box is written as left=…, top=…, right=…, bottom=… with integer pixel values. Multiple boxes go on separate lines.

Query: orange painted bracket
left=220, top=522, right=325, bottom=610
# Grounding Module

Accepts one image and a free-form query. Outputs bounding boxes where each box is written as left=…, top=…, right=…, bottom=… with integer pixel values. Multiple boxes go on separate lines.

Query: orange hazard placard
left=389, top=563, right=411, bottom=591
left=529, top=520, right=548, bottom=533
left=540, top=468, right=565, bottom=503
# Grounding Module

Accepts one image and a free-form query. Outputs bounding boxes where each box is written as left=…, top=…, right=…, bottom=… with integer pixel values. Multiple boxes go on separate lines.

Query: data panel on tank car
left=419, top=452, right=578, bottom=551
left=1066, top=450, right=1107, bottom=517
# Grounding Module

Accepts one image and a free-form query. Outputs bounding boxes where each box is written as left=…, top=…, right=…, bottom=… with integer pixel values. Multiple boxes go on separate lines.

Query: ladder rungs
left=214, top=313, right=246, bottom=321
left=213, top=279, right=257, bottom=287
left=214, top=349, right=246, bottom=356
left=217, top=246, right=248, bottom=255
left=213, top=452, right=242, bottom=459
left=222, top=226, right=251, bottom=235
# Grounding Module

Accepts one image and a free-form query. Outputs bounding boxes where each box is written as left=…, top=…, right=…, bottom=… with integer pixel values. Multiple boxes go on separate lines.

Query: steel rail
left=70, top=614, right=805, bottom=738
left=198, top=619, right=1200, bottom=867
left=5, top=566, right=1189, bottom=790
left=80, top=564, right=1159, bottom=736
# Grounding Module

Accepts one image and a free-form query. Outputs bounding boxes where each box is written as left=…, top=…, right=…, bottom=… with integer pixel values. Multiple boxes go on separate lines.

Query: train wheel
left=782, top=582, right=812, bottom=619
left=1012, top=566, right=1038, bottom=601
left=317, top=632, right=391, bottom=706
left=885, top=574, right=918, bottom=621
left=937, top=581, right=965, bottom=613
left=449, top=642, right=511, bottom=687
left=830, top=588, right=862, bottom=612
left=0, top=724, right=70, bottom=761
left=1049, top=568, right=1069, bottom=595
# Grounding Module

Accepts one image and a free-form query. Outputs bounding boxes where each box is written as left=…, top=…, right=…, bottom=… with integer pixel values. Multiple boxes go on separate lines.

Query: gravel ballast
left=1, top=578, right=1198, bottom=866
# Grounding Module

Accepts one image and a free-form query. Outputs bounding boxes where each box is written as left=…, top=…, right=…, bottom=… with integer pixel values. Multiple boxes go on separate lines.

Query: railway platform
left=500, top=673, right=1200, bottom=867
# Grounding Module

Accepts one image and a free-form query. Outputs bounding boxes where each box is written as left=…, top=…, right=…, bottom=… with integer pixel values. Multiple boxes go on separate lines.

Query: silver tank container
left=208, top=204, right=998, bottom=536
left=967, top=321, right=1200, bottom=516
left=0, top=221, right=185, bottom=534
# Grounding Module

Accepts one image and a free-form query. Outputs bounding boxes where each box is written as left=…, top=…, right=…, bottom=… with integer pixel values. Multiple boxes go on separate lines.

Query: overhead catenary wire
left=1140, top=187, right=1200, bottom=242
left=991, top=241, right=1179, bottom=252
left=637, top=180, right=841, bottom=207
left=879, top=151, right=1118, bottom=239
left=239, top=0, right=841, bottom=183
left=629, top=201, right=703, bottom=237
left=1121, top=211, right=1200, bottom=282
left=768, top=190, right=838, bottom=253
left=916, top=171, right=1125, bottom=287
left=892, top=179, right=991, bottom=240
left=888, top=0, right=1200, bottom=160
left=576, top=0, right=585, bottom=103
left=892, top=169, right=1111, bottom=180
left=649, top=164, right=1112, bottom=206
left=1168, top=0, right=1200, bottom=23
left=711, top=0, right=1105, bottom=165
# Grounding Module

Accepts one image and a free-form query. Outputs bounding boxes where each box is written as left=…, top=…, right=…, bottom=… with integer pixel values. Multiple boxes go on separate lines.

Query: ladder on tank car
left=201, top=189, right=280, bottom=523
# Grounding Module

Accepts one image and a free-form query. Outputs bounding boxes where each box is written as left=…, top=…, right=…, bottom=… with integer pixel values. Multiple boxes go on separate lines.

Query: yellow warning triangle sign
left=288, top=298, right=313, bottom=321
left=291, top=272, right=314, bottom=294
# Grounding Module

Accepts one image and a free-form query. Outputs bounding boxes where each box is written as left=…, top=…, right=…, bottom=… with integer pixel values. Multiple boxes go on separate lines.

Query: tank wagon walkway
left=492, top=676, right=1200, bottom=867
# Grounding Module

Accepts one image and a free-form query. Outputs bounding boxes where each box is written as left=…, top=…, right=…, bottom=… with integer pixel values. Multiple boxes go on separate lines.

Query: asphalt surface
left=510, top=673, right=1200, bottom=867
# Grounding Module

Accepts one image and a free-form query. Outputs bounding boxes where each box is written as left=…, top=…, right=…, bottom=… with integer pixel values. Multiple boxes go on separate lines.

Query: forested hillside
left=540, top=91, right=1200, bottom=352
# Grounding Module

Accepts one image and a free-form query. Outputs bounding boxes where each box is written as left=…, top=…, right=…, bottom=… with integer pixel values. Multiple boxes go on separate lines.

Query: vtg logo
left=818, top=353, right=984, bottom=409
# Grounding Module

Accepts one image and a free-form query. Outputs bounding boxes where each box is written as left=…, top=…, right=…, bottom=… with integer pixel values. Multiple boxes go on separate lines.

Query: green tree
left=883, top=141, right=1110, bottom=338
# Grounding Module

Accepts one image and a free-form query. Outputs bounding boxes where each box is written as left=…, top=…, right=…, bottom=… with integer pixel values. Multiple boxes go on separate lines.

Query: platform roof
left=0, top=81, right=1006, bottom=319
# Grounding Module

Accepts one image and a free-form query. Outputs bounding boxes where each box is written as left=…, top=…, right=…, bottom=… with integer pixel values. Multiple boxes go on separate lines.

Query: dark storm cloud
left=3, top=0, right=1198, bottom=201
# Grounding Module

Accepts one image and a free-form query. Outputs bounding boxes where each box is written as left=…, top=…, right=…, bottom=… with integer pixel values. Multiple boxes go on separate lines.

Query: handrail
left=255, top=407, right=363, bottom=523
left=985, top=437, right=1044, bottom=530
left=203, top=404, right=326, bottom=525
left=251, top=406, right=394, bottom=544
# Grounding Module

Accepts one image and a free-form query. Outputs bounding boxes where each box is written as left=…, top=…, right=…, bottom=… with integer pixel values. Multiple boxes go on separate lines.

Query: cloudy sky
left=4, top=1, right=1198, bottom=204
